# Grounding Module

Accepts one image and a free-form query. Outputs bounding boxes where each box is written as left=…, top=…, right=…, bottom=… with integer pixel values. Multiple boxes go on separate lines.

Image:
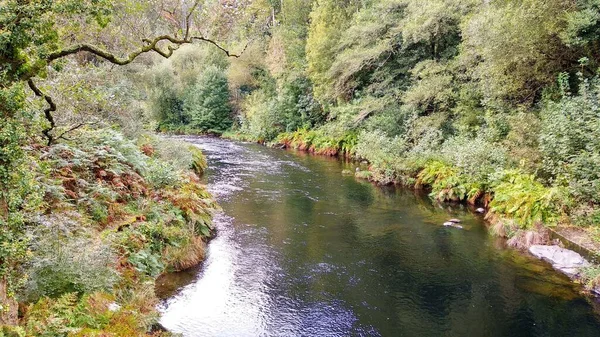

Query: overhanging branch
left=27, top=79, right=57, bottom=146
left=45, top=34, right=244, bottom=67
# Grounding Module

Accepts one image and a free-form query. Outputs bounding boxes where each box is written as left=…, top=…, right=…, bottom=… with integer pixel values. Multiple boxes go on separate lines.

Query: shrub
left=239, top=90, right=282, bottom=141
left=417, top=160, right=481, bottom=202
left=22, top=291, right=163, bottom=337
left=540, top=74, right=600, bottom=180
left=190, top=146, right=208, bottom=176
left=128, top=250, right=164, bottom=277
left=24, top=233, right=118, bottom=301
left=355, top=130, right=408, bottom=183
left=163, top=176, right=217, bottom=237
left=440, top=135, right=508, bottom=183
left=144, top=158, right=181, bottom=189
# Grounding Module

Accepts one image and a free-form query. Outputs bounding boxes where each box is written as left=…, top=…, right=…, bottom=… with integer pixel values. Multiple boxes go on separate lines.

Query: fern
left=490, top=169, right=564, bottom=228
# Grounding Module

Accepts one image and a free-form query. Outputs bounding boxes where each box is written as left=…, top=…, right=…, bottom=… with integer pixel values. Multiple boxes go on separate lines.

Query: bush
left=355, top=130, right=408, bottom=184
left=24, top=232, right=118, bottom=301
left=128, top=250, right=164, bottom=277
left=440, top=135, right=508, bottom=183
left=417, top=160, right=482, bottom=202
left=144, top=158, right=181, bottom=189
left=540, top=75, right=600, bottom=178
left=239, top=89, right=282, bottom=141
left=190, top=146, right=208, bottom=176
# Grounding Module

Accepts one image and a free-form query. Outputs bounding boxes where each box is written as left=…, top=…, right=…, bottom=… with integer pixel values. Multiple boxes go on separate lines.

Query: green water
left=159, top=137, right=600, bottom=337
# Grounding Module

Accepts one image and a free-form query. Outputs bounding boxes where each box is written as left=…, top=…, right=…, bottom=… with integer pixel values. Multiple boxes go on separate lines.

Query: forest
left=3, top=0, right=600, bottom=335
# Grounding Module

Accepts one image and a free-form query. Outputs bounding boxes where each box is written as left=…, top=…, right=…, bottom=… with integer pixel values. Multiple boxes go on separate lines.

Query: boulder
left=529, top=245, right=591, bottom=277
left=475, top=208, right=485, bottom=214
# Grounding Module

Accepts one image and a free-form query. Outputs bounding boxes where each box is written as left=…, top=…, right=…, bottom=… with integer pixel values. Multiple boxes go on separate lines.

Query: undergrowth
left=8, top=129, right=217, bottom=336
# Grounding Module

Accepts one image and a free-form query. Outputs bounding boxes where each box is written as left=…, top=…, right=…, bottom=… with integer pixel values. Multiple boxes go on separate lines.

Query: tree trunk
left=0, top=277, right=18, bottom=325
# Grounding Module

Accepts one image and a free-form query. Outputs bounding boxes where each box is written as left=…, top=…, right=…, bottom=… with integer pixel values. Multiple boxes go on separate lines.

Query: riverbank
left=222, top=130, right=600, bottom=296
left=1, top=130, right=217, bottom=336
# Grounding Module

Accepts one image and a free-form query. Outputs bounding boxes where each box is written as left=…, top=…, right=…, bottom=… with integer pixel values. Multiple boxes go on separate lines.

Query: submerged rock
left=529, top=245, right=591, bottom=277
left=443, top=221, right=463, bottom=229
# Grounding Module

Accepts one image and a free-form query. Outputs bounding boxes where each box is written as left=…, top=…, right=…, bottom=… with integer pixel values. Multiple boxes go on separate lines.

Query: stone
left=529, top=245, right=591, bottom=277
left=475, top=208, right=485, bottom=214
left=443, top=222, right=463, bottom=229
left=448, top=218, right=461, bottom=223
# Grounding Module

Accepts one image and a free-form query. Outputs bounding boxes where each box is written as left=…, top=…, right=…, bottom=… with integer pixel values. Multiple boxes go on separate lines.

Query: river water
left=158, top=136, right=600, bottom=337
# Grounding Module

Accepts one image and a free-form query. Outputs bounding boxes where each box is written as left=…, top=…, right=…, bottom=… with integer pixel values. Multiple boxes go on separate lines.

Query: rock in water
left=529, top=245, right=591, bottom=277
left=443, top=222, right=463, bottom=229
left=475, top=208, right=485, bottom=214
left=448, top=218, right=461, bottom=223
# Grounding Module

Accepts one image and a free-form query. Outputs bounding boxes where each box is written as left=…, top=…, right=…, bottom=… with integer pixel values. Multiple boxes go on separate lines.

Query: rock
left=443, top=222, right=463, bottom=229
left=529, top=245, right=591, bottom=277
left=448, top=218, right=461, bottom=223
left=475, top=208, right=485, bottom=214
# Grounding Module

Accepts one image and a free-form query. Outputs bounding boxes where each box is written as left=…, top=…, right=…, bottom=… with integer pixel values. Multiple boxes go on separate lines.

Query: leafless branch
left=55, top=121, right=100, bottom=142
left=27, top=79, right=57, bottom=146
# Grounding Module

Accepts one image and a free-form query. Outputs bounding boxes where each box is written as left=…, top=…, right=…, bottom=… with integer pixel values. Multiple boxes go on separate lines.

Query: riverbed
left=158, top=136, right=600, bottom=337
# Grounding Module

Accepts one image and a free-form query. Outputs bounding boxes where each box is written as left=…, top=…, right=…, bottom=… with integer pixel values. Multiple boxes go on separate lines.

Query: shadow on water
left=158, top=136, right=600, bottom=337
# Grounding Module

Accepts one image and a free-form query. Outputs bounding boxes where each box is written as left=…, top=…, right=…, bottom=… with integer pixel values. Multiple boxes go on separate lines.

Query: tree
left=460, top=0, right=572, bottom=104
left=184, top=66, right=233, bottom=132
left=306, top=0, right=355, bottom=102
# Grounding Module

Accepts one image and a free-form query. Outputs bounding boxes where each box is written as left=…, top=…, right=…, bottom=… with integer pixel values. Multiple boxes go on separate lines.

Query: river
left=158, top=136, right=600, bottom=337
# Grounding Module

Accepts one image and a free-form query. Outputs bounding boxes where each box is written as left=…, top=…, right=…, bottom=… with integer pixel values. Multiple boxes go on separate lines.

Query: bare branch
left=190, top=36, right=248, bottom=58
left=55, top=121, right=100, bottom=142
left=46, top=35, right=185, bottom=64
left=27, top=79, right=57, bottom=146
left=184, top=0, right=201, bottom=40
left=46, top=33, right=245, bottom=68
